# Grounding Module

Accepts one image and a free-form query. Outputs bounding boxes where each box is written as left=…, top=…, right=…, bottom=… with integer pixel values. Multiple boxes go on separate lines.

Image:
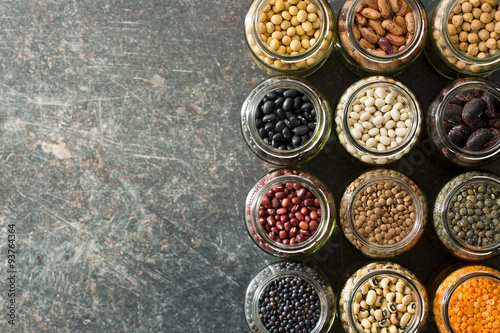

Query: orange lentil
left=433, top=265, right=500, bottom=333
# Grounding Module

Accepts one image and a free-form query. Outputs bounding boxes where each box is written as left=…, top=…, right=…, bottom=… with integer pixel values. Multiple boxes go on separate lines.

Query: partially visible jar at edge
left=339, top=169, right=428, bottom=258
left=244, top=0, right=335, bottom=76
left=335, top=76, right=423, bottom=165
left=336, top=0, right=427, bottom=75
left=433, top=171, right=500, bottom=261
left=245, top=168, right=336, bottom=258
left=241, top=75, right=332, bottom=166
left=427, top=77, right=500, bottom=166
left=338, top=261, right=428, bottom=333
left=429, top=262, right=500, bottom=333
left=245, top=261, right=336, bottom=333
left=425, top=0, right=500, bottom=78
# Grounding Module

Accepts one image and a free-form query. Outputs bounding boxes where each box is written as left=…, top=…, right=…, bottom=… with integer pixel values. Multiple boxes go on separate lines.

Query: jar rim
left=440, top=0, right=500, bottom=65
left=344, top=263, right=427, bottom=333
left=440, top=270, right=500, bottom=333
left=247, top=0, right=331, bottom=63
left=346, top=174, right=425, bottom=253
left=436, top=79, right=500, bottom=159
left=341, top=78, right=422, bottom=159
left=344, top=0, right=426, bottom=61
left=441, top=173, right=500, bottom=253
left=248, top=171, right=334, bottom=256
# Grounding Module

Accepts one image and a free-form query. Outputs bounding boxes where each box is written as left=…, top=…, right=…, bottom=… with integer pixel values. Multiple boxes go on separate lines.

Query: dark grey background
left=0, top=0, right=499, bottom=332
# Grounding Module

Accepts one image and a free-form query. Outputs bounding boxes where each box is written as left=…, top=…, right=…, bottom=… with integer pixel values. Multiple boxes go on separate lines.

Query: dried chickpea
left=470, top=19, right=482, bottom=30
left=462, top=2, right=473, bottom=13
left=472, top=7, right=482, bottom=19
left=469, top=0, right=481, bottom=8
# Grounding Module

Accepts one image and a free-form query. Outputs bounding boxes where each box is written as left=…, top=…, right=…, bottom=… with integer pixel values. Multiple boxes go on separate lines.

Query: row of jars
left=245, top=260, right=500, bottom=333
left=245, top=0, right=500, bottom=78
left=241, top=75, right=500, bottom=167
left=245, top=167, right=500, bottom=260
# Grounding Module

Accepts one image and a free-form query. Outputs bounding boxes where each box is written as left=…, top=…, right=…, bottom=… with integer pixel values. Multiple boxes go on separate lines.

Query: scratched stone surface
left=0, top=0, right=499, bottom=332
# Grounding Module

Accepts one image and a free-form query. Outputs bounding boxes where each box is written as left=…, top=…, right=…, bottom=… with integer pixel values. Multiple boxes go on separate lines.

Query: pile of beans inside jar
left=447, top=181, right=500, bottom=247
left=258, top=275, right=322, bottom=332
left=442, top=88, right=500, bottom=151
left=352, top=181, right=416, bottom=245
left=352, top=274, right=417, bottom=333
left=258, top=177, right=321, bottom=245
left=336, top=76, right=420, bottom=164
left=255, top=87, right=317, bottom=150
left=447, top=0, right=500, bottom=60
left=352, top=0, right=416, bottom=55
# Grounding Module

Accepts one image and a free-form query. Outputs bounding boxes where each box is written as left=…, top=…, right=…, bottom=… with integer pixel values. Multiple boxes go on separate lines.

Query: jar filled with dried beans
left=244, top=0, right=335, bottom=76
left=335, top=76, right=423, bottom=165
left=432, top=170, right=500, bottom=261
left=339, top=169, right=427, bottom=258
left=426, top=0, right=500, bottom=78
left=427, top=78, right=500, bottom=166
left=429, top=262, right=500, bottom=333
left=241, top=76, right=332, bottom=166
left=336, top=0, right=428, bottom=75
left=245, top=168, right=335, bottom=257
left=339, top=262, right=428, bottom=333
left=245, top=261, right=336, bottom=333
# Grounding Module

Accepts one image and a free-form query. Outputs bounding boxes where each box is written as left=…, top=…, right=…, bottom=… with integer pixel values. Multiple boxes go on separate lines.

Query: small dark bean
left=294, top=125, right=309, bottom=136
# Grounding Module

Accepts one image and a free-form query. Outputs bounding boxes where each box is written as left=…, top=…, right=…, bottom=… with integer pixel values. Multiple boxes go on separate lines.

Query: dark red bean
left=303, top=198, right=315, bottom=207
left=267, top=216, right=276, bottom=227
left=280, top=214, right=289, bottom=223
left=310, top=211, right=318, bottom=220
left=284, top=222, right=291, bottom=231
left=260, top=217, right=266, bottom=225
left=271, top=227, right=279, bottom=234
left=296, top=188, right=307, bottom=199
left=293, top=183, right=302, bottom=190
left=289, top=227, right=298, bottom=237
left=261, top=196, right=271, bottom=205
left=291, top=197, right=301, bottom=204
left=272, top=185, right=284, bottom=192
left=282, top=238, right=289, bottom=245
left=268, top=232, right=276, bottom=240
left=290, top=218, right=299, bottom=227
left=299, top=229, right=310, bottom=236
left=304, top=215, right=311, bottom=223
left=275, top=191, right=286, bottom=199
left=291, top=204, right=300, bottom=212
left=267, top=208, right=276, bottom=216
left=276, top=222, right=284, bottom=230
left=299, top=221, right=309, bottom=230
left=300, top=207, right=309, bottom=215
left=295, top=212, right=305, bottom=221
left=276, top=207, right=287, bottom=215
left=281, top=198, right=290, bottom=207
left=289, top=237, right=296, bottom=245
left=272, top=198, right=280, bottom=208
left=259, top=209, right=266, bottom=218
left=279, top=230, right=288, bottom=239
left=309, top=220, right=319, bottom=231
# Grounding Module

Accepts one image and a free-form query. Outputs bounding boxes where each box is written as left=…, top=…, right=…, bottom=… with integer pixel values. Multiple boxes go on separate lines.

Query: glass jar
left=336, top=0, right=427, bottom=75
left=339, top=169, right=428, bottom=258
left=245, top=168, right=335, bottom=257
left=432, top=171, right=500, bottom=261
left=335, top=76, right=423, bottom=165
left=429, top=262, right=500, bottom=333
left=244, top=0, right=335, bottom=76
left=339, top=261, right=428, bottom=333
left=425, top=0, right=500, bottom=78
left=427, top=78, right=500, bottom=166
left=241, top=75, right=332, bottom=166
left=244, top=261, right=336, bottom=333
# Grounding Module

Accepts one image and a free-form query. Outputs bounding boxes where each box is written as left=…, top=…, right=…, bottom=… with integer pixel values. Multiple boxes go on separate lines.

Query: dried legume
left=259, top=179, right=321, bottom=245
left=258, top=275, right=322, bottom=332
left=255, top=87, right=317, bottom=150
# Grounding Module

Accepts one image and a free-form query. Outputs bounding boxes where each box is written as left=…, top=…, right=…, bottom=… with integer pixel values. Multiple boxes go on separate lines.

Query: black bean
left=297, top=115, right=307, bottom=125
left=482, top=92, right=500, bottom=118
left=263, top=114, right=277, bottom=123
left=256, top=119, right=264, bottom=129
left=283, top=97, right=294, bottom=111
left=293, top=96, right=302, bottom=109
left=263, top=100, right=275, bottom=115
left=275, top=120, right=286, bottom=132
left=276, top=108, right=286, bottom=120
left=448, top=124, right=471, bottom=147
left=294, top=125, right=309, bottom=136
left=266, top=91, right=278, bottom=100
left=465, top=128, right=494, bottom=151
left=301, top=135, right=309, bottom=145
left=308, top=122, right=316, bottom=130
left=289, top=116, right=301, bottom=128
left=292, top=135, right=301, bottom=147
left=283, top=127, right=292, bottom=140
left=283, top=89, right=298, bottom=98
left=275, top=96, right=285, bottom=108
left=259, top=127, right=267, bottom=138
left=284, top=119, right=292, bottom=129
left=273, top=132, right=284, bottom=142
left=301, top=102, right=314, bottom=112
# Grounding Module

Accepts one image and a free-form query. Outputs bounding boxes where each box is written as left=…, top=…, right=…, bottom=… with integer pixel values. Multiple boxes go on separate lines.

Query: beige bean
left=353, top=24, right=362, bottom=40
left=366, top=290, right=377, bottom=305
left=402, top=294, right=413, bottom=305
left=356, top=12, right=368, bottom=26
left=395, top=16, right=407, bottom=34
left=405, top=12, right=415, bottom=33
left=400, top=313, right=412, bottom=327
left=361, top=27, right=380, bottom=43
left=360, top=38, right=376, bottom=49
left=382, top=19, right=405, bottom=35
left=361, top=7, right=382, bottom=19
left=389, top=0, right=401, bottom=13
left=369, top=19, right=387, bottom=36
left=385, top=33, right=406, bottom=45
left=364, top=0, right=379, bottom=10
left=396, top=0, right=409, bottom=16
left=378, top=0, right=392, bottom=19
